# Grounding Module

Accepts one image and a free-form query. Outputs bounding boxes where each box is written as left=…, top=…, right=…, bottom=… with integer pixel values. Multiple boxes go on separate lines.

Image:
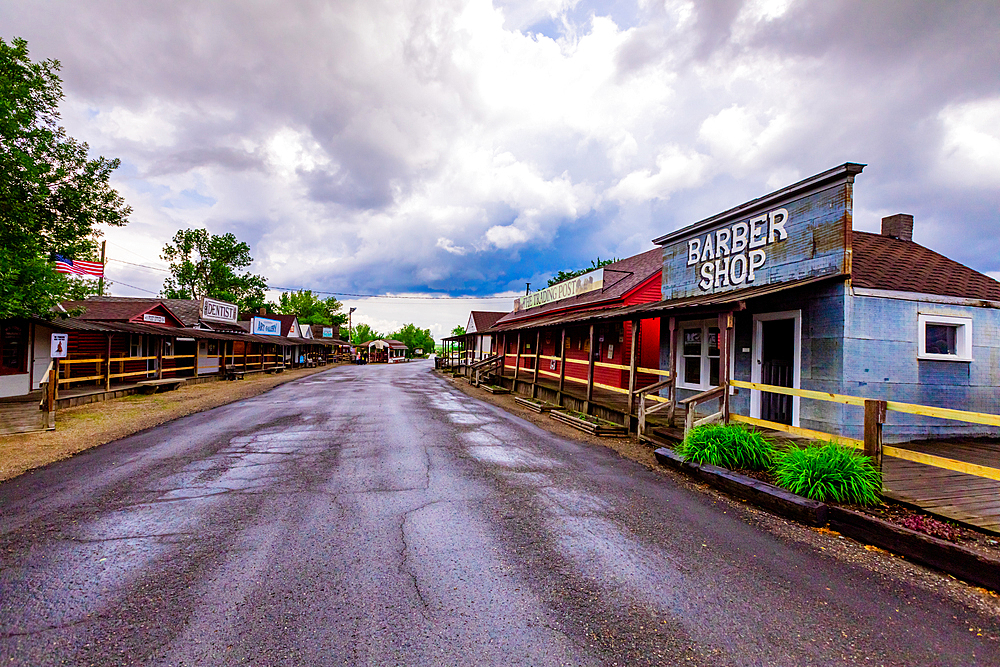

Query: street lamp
left=348, top=307, right=356, bottom=346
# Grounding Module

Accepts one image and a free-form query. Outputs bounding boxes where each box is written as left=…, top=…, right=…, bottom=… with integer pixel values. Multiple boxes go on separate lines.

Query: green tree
left=160, top=228, right=268, bottom=312
left=275, top=289, right=346, bottom=326
left=389, top=323, right=434, bottom=357
left=451, top=325, right=465, bottom=336
left=0, top=37, right=130, bottom=318
left=546, top=257, right=618, bottom=287
left=351, top=322, right=381, bottom=345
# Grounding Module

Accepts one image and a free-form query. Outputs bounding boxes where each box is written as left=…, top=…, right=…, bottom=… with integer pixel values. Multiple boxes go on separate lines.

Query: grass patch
left=677, top=423, right=775, bottom=471
left=773, top=442, right=882, bottom=506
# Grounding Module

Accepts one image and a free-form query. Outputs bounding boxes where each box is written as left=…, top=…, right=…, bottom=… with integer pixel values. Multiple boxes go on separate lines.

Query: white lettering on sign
left=201, top=297, right=238, bottom=324
left=143, top=313, right=166, bottom=324
left=322, top=327, right=333, bottom=338
left=687, top=208, right=788, bottom=291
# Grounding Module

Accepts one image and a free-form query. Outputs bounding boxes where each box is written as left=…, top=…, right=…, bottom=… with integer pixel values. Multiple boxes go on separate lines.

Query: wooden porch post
left=514, top=331, right=522, bottom=382
left=627, top=318, right=640, bottom=430
left=864, top=399, right=887, bottom=470
left=667, top=316, right=678, bottom=426
left=557, top=328, right=567, bottom=403
left=718, top=311, right=734, bottom=422
left=532, top=330, right=541, bottom=397
left=585, top=323, right=595, bottom=412
left=104, top=334, right=112, bottom=391
left=156, top=337, right=163, bottom=380
left=243, top=343, right=248, bottom=373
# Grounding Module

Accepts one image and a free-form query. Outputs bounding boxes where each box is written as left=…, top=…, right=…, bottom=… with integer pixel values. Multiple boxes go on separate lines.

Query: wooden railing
left=729, top=379, right=1000, bottom=481
left=636, top=377, right=673, bottom=439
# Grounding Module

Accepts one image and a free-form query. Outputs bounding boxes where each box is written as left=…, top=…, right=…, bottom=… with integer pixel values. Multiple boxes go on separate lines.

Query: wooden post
left=718, top=311, right=734, bottom=423
left=558, top=328, right=567, bottom=401
left=514, top=331, right=522, bottom=382
left=532, top=330, right=541, bottom=397
left=156, top=337, right=163, bottom=380
left=46, top=367, right=57, bottom=428
left=585, top=323, right=595, bottom=411
left=864, top=399, right=887, bottom=470
left=98, top=240, right=106, bottom=296
left=243, top=344, right=248, bottom=373
left=667, top=316, right=677, bottom=426
left=105, top=334, right=112, bottom=391
left=627, top=318, right=640, bottom=429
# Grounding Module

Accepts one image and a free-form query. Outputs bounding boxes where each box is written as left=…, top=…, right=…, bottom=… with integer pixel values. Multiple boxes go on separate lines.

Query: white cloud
left=937, top=98, right=1000, bottom=189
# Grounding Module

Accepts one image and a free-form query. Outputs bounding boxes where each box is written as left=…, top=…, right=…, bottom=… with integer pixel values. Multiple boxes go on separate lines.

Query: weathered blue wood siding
left=841, top=294, right=1000, bottom=442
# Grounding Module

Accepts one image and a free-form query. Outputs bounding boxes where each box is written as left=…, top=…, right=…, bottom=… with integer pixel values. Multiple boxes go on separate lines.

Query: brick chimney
left=881, top=213, right=913, bottom=241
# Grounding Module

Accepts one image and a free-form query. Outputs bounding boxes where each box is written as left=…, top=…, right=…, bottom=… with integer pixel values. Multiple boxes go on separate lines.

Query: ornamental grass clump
left=677, top=424, right=775, bottom=471
left=773, top=442, right=882, bottom=506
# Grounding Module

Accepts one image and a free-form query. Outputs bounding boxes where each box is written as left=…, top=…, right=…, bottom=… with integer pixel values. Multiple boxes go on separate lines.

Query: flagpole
left=98, top=240, right=106, bottom=296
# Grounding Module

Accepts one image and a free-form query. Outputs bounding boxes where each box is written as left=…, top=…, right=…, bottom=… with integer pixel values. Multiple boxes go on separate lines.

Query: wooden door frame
left=751, top=309, right=802, bottom=427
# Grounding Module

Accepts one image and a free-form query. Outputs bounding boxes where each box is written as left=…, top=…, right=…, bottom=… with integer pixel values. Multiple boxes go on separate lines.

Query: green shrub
left=773, top=442, right=882, bottom=506
left=677, top=423, right=775, bottom=471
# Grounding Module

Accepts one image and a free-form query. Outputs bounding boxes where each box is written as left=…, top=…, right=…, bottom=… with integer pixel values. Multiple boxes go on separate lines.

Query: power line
left=105, top=257, right=517, bottom=300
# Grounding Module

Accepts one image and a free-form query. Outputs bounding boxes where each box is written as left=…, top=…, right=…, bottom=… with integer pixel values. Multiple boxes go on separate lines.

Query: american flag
left=54, top=254, right=104, bottom=277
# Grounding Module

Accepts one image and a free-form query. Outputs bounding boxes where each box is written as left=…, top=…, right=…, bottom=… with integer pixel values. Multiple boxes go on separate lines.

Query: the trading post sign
left=655, top=164, right=861, bottom=301
left=514, top=268, right=604, bottom=312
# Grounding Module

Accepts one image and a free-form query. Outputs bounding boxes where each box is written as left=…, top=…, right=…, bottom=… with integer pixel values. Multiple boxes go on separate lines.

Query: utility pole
left=525, top=282, right=530, bottom=295
left=98, top=240, right=106, bottom=296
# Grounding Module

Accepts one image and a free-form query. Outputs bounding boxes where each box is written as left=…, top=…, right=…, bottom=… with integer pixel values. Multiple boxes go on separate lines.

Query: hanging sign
left=50, top=333, right=68, bottom=358
left=201, top=297, right=239, bottom=325
left=251, top=317, right=281, bottom=336
left=143, top=313, right=166, bottom=324
left=322, top=327, right=333, bottom=338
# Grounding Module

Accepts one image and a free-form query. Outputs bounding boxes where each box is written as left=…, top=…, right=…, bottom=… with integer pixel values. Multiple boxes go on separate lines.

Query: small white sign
left=322, top=327, right=333, bottom=338
left=143, top=313, right=166, bottom=324
left=51, top=333, right=68, bottom=358
left=414, top=348, right=423, bottom=355
left=251, top=317, right=281, bottom=336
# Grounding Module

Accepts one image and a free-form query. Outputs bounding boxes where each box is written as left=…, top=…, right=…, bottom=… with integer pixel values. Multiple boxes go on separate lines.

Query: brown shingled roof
left=493, top=248, right=662, bottom=326
left=60, top=299, right=185, bottom=327
left=469, top=311, right=506, bottom=332
left=852, top=231, right=1000, bottom=301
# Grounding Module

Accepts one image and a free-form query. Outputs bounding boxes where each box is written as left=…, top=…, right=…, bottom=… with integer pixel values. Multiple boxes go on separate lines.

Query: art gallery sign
left=514, top=268, right=604, bottom=312
left=654, top=163, right=864, bottom=301
left=251, top=316, right=281, bottom=336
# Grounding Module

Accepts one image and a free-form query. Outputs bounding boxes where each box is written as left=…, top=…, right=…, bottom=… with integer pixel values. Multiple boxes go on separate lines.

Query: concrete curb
left=653, top=447, right=1000, bottom=590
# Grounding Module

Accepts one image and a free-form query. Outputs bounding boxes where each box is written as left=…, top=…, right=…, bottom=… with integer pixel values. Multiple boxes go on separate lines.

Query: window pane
left=1, top=324, right=25, bottom=372
left=684, top=357, right=701, bottom=385
left=926, top=324, right=957, bottom=355
left=708, top=327, right=720, bottom=358
left=709, top=358, right=720, bottom=387
left=683, top=329, right=701, bottom=357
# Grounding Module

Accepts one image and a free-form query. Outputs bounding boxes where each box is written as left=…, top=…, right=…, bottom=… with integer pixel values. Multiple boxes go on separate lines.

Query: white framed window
left=918, top=313, right=972, bottom=361
left=676, top=320, right=722, bottom=390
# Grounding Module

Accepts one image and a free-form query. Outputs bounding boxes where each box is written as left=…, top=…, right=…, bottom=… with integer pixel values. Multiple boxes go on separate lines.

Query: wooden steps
left=550, top=410, right=627, bottom=436
left=514, top=397, right=557, bottom=413
left=481, top=384, right=510, bottom=395
left=0, top=401, right=47, bottom=435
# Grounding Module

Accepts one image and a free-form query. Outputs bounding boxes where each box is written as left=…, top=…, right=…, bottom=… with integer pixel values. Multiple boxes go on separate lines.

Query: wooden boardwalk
left=883, top=438, right=1000, bottom=534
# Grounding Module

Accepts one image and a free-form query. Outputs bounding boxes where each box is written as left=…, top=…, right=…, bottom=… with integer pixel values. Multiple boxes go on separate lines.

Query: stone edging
left=653, top=447, right=1000, bottom=591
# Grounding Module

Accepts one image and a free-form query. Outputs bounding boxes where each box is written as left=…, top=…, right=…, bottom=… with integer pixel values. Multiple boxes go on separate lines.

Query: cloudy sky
left=3, top=0, right=999, bottom=338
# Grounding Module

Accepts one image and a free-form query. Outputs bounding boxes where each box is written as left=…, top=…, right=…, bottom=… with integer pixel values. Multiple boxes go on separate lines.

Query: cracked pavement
left=1, top=360, right=998, bottom=665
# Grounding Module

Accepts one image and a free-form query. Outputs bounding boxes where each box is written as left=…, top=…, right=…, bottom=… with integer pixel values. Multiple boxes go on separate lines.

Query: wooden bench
left=136, top=378, right=186, bottom=394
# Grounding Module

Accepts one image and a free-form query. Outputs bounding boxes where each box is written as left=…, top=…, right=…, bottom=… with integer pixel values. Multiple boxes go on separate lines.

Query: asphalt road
left=1, top=360, right=998, bottom=666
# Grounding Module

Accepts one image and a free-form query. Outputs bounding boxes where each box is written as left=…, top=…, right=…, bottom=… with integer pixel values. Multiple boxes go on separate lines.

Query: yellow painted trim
left=883, top=447, right=1000, bottom=481
left=58, top=374, right=105, bottom=384
left=885, top=401, right=1000, bottom=427
left=564, top=358, right=589, bottom=366
left=60, top=358, right=104, bottom=365
left=537, top=369, right=561, bottom=379
left=594, top=361, right=631, bottom=371
left=636, top=367, right=670, bottom=377
left=539, top=354, right=560, bottom=361
left=730, top=380, right=865, bottom=407
left=108, top=370, right=156, bottom=379
left=594, top=381, right=628, bottom=395
left=730, top=414, right=864, bottom=448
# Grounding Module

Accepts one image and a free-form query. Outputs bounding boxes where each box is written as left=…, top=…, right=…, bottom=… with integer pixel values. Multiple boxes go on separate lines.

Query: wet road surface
left=1, top=360, right=998, bottom=665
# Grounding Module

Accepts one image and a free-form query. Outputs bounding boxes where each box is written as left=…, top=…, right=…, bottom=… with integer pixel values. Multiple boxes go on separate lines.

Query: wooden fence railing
left=729, top=379, right=1000, bottom=482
